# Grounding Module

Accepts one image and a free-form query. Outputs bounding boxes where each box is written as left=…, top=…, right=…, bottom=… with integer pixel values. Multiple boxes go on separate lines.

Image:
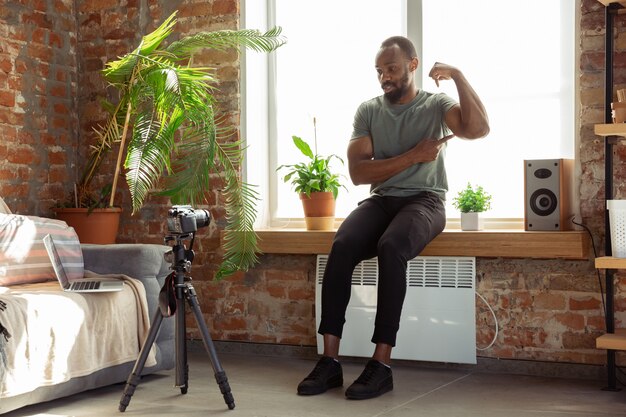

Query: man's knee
left=376, top=235, right=410, bottom=261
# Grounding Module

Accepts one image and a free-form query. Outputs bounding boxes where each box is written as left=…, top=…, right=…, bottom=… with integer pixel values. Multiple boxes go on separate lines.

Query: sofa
left=0, top=238, right=176, bottom=414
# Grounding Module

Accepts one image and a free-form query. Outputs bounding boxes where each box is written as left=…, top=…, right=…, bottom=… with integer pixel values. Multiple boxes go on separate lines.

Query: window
left=243, top=0, right=575, bottom=229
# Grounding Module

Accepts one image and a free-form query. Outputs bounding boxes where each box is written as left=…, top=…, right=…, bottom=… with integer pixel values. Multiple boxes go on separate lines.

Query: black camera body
left=167, top=205, right=211, bottom=234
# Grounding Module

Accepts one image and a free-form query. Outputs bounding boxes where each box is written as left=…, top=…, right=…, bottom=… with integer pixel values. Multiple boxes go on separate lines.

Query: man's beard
left=383, top=72, right=411, bottom=104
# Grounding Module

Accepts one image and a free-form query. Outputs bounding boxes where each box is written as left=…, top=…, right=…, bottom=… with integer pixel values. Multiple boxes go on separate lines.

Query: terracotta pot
left=54, top=207, right=122, bottom=244
left=299, top=192, right=336, bottom=230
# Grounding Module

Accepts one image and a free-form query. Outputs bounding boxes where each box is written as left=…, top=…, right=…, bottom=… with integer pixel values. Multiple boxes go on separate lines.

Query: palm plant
left=81, top=11, right=286, bottom=279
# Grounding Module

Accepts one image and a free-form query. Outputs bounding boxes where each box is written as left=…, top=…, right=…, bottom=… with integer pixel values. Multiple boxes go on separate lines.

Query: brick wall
left=0, top=0, right=624, bottom=366
left=0, top=0, right=78, bottom=214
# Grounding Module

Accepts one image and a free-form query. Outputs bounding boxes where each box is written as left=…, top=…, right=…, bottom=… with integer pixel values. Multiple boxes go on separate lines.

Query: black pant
left=318, top=192, right=446, bottom=347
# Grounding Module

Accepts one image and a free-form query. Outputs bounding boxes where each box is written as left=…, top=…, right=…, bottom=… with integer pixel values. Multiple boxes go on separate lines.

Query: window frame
left=241, top=0, right=580, bottom=230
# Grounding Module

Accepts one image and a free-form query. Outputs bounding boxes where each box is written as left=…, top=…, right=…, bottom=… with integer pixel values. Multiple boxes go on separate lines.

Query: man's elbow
left=350, top=175, right=365, bottom=186
left=460, top=124, right=490, bottom=140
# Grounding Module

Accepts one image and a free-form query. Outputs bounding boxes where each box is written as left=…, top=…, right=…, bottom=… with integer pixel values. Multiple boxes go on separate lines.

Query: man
left=297, top=36, right=489, bottom=400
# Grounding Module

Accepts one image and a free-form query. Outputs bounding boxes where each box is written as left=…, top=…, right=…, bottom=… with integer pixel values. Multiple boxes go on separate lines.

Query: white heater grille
left=315, top=255, right=477, bottom=364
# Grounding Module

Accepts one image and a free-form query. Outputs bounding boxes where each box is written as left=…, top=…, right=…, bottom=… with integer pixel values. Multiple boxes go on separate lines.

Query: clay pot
left=54, top=207, right=122, bottom=244
left=299, top=192, right=336, bottom=230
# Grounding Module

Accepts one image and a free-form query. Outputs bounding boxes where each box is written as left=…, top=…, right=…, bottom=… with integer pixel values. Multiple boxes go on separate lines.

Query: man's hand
left=428, top=62, right=459, bottom=87
left=408, top=134, right=455, bottom=163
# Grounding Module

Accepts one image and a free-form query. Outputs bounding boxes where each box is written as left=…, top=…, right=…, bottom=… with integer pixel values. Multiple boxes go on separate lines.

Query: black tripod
left=119, top=232, right=235, bottom=411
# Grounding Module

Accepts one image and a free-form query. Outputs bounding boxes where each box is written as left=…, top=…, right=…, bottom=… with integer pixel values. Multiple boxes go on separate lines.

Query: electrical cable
left=474, top=217, right=603, bottom=353
left=475, top=290, right=498, bottom=351
left=571, top=216, right=607, bottom=323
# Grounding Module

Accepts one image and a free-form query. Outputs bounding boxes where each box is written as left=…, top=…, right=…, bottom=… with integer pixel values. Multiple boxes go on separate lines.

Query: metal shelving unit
left=595, top=0, right=626, bottom=391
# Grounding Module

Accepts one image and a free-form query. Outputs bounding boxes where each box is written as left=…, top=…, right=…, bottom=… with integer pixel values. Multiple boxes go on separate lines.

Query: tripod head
left=162, top=205, right=210, bottom=276
left=163, top=233, right=195, bottom=276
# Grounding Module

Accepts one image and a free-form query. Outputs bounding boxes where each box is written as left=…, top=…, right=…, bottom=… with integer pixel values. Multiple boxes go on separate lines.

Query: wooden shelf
left=594, top=123, right=626, bottom=137
left=254, top=229, right=590, bottom=259
left=597, top=0, right=626, bottom=7
left=597, top=329, right=626, bottom=350
left=596, top=256, right=626, bottom=269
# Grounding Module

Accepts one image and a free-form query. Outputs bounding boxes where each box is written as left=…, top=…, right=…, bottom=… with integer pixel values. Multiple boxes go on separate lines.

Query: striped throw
left=0, top=214, right=84, bottom=286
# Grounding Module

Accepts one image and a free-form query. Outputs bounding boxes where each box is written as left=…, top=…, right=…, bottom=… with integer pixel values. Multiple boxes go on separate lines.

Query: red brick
left=555, top=312, right=585, bottom=331
left=55, top=69, right=67, bottom=82
left=0, top=57, right=12, bottom=73
left=22, top=12, right=53, bottom=29
left=50, top=85, right=66, bottom=97
left=288, top=286, right=314, bottom=301
left=54, top=0, right=71, bottom=14
left=213, top=316, right=246, bottom=331
left=8, top=147, right=36, bottom=164
left=569, top=296, right=601, bottom=310
left=213, top=0, right=239, bottom=15
left=32, top=27, right=47, bottom=45
left=533, top=292, right=566, bottom=310
left=33, top=0, right=46, bottom=12
left=48, top=166, right=68, bottom=183
left=17, top=130, right=34, bottom=144
left=37, top=63, right=50, bottom=78
left=8, top=75, right=22, bottom=90
left=48, top=150, right=66, bottom=164
left=0, top=90, right=15, bottom=107
left=0, top=169, right=17, bottom=181
left=562, top=331, right=599, bottom=350
left=266, top=285, right=286, bottom=299
left=49, top=32, right=63, bottom=48
left=53, top=102, right=69, bottom=115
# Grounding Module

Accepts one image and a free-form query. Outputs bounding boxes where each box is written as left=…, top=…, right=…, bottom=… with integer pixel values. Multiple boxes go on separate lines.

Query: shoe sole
left=297, top=377, right=343, bottom=396
left=345, top=382, right=393, bottom=400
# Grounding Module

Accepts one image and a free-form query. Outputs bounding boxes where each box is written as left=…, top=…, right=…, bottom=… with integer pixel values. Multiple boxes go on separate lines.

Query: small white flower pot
left=460, top=212, right=483, bottom=231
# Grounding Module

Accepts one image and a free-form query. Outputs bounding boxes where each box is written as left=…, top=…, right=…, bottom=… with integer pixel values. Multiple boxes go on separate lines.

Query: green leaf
left=80, top=11, right=287, bottom=280
left=292, top=135, right=314, bottom=159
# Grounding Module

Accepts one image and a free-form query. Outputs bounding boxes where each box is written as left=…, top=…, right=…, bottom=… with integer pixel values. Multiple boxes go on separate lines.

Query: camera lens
left=194, top=209, right=211, bottom=229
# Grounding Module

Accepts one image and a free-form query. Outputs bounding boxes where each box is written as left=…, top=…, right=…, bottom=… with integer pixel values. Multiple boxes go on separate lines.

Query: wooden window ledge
left=253, top=229, right=590, bottom=260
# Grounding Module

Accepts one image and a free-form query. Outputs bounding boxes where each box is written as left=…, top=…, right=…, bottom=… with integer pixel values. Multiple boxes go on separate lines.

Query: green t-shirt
left=351, top=90, right=457, bottom=200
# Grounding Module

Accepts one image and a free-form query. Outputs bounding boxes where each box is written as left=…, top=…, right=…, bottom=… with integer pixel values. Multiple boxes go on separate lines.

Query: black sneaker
left=345, top=359, right=393, bottom=400
left=297, top=356, right=343, bottom=395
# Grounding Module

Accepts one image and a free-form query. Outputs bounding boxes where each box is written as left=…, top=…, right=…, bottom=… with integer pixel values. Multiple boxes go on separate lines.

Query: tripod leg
left=185, top=284, right=235, bottom=410
left=119, top=308, right=164, bottom=412
left=175, top=291, right=188, bottom=394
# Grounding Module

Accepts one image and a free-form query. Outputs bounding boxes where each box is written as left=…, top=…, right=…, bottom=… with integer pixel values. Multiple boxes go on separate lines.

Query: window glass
left=246, top=0, right=574, bottom=226
left=272, top=0, right=404, bottom=221
left=422, top=0, right=573, bottom=219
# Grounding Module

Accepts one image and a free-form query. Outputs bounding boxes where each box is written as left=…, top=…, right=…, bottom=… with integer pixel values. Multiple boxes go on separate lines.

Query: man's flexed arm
left=429, top=62, right=490, bottom=140
left=347, top=134, right=453, bottom=186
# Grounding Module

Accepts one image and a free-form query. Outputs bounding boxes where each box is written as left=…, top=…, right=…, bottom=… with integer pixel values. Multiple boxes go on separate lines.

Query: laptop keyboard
left=71, top=281, right=100, bottom=291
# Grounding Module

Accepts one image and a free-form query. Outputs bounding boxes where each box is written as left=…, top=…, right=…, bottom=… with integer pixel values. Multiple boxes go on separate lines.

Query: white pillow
left=0, top=214, right=83, bottom=286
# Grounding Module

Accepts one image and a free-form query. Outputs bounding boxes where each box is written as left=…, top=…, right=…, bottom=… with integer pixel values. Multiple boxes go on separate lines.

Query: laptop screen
left=43, top=234, right=70, bottom=289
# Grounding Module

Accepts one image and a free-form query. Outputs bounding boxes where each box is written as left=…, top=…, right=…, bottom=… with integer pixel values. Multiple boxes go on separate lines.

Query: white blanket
left=0, top=273, right=156, bottom=398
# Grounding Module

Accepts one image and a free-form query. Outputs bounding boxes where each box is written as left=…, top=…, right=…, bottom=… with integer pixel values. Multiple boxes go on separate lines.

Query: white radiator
left=315, top=255, right=477, bottom=364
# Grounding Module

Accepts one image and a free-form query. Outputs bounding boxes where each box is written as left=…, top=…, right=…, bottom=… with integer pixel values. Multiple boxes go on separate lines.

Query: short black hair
left=380, top=36, right=417, bottom=59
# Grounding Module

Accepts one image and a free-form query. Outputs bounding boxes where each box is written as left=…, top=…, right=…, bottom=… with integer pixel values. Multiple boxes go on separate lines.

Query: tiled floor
left=5, top=349, right=626, bottom=417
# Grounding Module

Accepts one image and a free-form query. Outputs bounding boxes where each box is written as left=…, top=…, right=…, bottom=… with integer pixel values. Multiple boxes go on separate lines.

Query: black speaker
left=524, top=159, right=574, bottom=231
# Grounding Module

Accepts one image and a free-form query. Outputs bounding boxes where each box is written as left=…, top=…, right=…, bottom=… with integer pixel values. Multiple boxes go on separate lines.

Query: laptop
left=43, top=234, right=124, bottom=293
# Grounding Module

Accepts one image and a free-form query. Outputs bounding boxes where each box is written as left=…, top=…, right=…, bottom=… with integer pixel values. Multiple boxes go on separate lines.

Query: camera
left=167, top=205, right=210, bottom=234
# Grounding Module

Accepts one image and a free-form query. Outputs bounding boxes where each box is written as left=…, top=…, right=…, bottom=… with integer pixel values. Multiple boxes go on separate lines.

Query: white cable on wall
left=475, top=290, right=498, bottom=351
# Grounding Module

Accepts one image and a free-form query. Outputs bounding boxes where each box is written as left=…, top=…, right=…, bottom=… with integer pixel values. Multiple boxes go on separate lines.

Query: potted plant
left=56, top=11, right=286, bottom=279
left=452, top=182, right=493, bottom=231
left=277, top=123, right=345, bottom=230
left=54, top=184, right=121, bottom=244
